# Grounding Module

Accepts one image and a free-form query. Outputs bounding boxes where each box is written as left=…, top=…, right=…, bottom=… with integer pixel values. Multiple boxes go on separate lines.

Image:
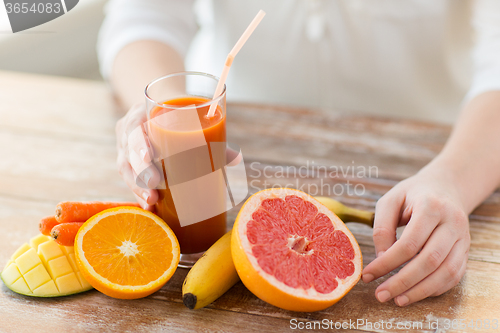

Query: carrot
left=55, top=201, right=141, bottom=222
left=51, top=222, right=85, bottom=246
left=39, top=216, right=60, bottom=236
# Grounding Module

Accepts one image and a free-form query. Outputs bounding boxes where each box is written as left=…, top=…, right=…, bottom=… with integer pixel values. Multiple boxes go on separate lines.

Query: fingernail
left=143, top=170, right=152, bottom=187
left=377, top=250, right=385, bottom=258
left=396, top=295, right=409, bottom=306
left=377, top=290, right=391, bottom=303
left=362, top=273, right=374, bottom=283
left=140, top=148, right=150, bottom=162
left=142, top=191, right=150, bottom=203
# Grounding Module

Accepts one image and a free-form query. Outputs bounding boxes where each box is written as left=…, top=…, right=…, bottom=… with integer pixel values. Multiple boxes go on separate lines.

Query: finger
left=129, top=147, right=161, bottom=189
left=133, top=192, right=155, bottom=212
left=121, top=104, right=151, bottom=161
left=373, top=223, right=455, bottom=302
left=128, top=122, right=152, bottom=163
left=362, top=191, right=405, bottom=284
left=131, top=168, right=159, bottom=205
left=226, top=146, right=242, bottom=166
left=364, top=206, right=441, bottom=282
left=431, top=255, right=467, bottom=297
left=372, top=192, right=405, bottom=258
left=399, top=204, right=412, bottom=227
left=117, top=151, right=158, bottom=205
left=393, top=239, right=467, bottom=306
left=430, top=238, right=469, bottom=297
left=124, top=104, right=148, bottom=137
left=118, top=104, right=143, bottom=147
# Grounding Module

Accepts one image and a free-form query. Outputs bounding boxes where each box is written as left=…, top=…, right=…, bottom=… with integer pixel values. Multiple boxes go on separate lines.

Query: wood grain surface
left=0, top=70, right=499, bottom=333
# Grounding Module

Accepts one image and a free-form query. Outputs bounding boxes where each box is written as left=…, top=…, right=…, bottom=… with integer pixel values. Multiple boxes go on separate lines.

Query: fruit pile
left=1, top=201, right=142, bottom=297
left=42, top=201, right=141, bottom=246
left=1, top=189, right=370, bottom=312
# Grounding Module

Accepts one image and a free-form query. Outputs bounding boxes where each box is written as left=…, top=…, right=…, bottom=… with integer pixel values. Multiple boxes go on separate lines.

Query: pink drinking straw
left=206, top=10, right=266, bottom=118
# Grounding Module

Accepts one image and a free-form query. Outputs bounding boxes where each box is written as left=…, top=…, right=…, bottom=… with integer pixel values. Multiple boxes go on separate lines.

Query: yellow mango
left=30, top=234, right=50, bottom=251
left=55, top=272, right=83, bottom=295
left=33, top=280, right=59, bottom=296
left=1, top=263, right=22, bottom=286
left=23, top=264, right=51, bottom=290
left=1, top=235, right=93, bottom=297
left=11, top=277, right=31, bottom=295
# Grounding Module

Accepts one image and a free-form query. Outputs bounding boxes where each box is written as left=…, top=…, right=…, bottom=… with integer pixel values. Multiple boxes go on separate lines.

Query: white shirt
left=98, top=0, right=500, bottom=124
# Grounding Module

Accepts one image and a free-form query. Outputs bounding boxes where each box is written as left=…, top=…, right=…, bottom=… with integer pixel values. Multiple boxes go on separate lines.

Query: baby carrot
left=51, top=222, right=85, bottom=246
left=55, top=201, right=141, bottom=222
left=39, top=216, right=60, bottom=236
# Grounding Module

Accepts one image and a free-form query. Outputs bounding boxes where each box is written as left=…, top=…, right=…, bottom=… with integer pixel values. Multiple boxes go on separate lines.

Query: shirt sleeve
left=97, top=0, right=197, bottom=80
left=465, top=0, right=500, bottom=101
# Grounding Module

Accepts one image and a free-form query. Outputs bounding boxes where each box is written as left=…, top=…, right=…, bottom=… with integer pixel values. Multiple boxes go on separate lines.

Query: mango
left=1, top=234, right=93, bottom=297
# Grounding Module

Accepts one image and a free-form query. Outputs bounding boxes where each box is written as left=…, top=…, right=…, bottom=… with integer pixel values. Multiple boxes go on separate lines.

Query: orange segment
left=74, top=207, right=180, bottom=299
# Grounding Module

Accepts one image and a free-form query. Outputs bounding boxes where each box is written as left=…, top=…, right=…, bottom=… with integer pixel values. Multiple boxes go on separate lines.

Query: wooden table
left=1, top=71, right=499, bottom=333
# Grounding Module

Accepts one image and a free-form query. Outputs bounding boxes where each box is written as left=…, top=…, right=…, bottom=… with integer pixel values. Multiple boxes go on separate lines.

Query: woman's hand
left=362, top=166, right=470, bottom=306
left=115, top=103, right=161, bottom=210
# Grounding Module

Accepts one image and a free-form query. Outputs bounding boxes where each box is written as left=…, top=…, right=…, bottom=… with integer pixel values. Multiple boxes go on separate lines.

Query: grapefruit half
left=231, top=188, right=362, bottom=312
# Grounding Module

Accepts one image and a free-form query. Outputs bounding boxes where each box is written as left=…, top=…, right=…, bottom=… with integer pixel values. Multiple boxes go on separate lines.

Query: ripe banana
left=314, top=196, right=374, bottom=227
left=182, top=197, right=373, bottom=310
left=182, top=230, right=240, bottom=310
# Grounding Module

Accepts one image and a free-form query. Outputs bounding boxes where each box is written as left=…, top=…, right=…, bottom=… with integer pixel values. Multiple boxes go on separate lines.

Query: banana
left=314, top=196, right=374, bottom=227
left=182, top=197, right=373, bottom=310
left=182, top=230, right=240, bottom=310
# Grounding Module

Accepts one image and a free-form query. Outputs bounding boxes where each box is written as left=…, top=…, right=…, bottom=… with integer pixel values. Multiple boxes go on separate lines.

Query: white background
left=0, top=0, right=106, bottom=80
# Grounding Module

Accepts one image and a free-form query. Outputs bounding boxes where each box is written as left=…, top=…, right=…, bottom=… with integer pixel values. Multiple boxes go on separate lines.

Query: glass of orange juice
left=145, top=72, right=227, bottom=267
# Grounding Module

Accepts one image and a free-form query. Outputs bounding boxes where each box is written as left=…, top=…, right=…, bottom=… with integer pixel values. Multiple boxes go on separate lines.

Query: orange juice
left=149, top=96, right=227, bottom=254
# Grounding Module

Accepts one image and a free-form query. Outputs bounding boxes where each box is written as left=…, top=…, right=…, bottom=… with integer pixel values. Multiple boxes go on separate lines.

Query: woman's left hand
left=362, top=166, right=471, bottom=306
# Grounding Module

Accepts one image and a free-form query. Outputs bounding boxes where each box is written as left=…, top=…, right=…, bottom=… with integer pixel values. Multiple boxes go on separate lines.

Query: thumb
left=372, top=192, right=405, bottom=257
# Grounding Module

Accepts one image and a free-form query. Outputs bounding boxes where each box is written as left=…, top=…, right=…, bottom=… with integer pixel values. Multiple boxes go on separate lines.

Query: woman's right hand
left=115, top=103, right=161, bottom=210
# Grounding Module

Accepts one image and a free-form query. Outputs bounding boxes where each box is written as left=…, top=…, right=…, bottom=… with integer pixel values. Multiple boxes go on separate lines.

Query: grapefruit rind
left=232, top=188, right=362, bottom=312
left=74, top=207, right=180, bottom=300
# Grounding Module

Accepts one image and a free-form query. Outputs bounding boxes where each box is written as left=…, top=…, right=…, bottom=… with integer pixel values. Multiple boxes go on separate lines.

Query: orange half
left=75, top=207, right=180, bottom=299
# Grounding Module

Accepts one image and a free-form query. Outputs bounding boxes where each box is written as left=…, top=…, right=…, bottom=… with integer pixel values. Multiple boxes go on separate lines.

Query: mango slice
left=1, top=234, right=93, bottom=297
